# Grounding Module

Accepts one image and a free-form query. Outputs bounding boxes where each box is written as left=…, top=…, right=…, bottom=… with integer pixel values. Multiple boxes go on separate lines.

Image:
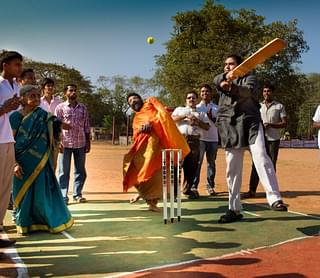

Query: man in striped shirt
left=55, top=84, right=91, bottom=204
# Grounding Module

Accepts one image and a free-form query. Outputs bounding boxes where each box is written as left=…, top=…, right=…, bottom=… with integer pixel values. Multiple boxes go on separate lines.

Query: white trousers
left=0, top=143, right=15, bottom=224
left=225, top=124, right=282, bottom=211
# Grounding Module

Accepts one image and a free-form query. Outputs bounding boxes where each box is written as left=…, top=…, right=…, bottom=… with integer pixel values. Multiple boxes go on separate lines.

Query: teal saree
left=10, top=107, right=73, bottom=234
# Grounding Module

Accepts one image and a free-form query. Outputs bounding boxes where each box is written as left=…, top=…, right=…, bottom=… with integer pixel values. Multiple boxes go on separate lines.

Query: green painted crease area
left=4, top=198, right=319, bottom=277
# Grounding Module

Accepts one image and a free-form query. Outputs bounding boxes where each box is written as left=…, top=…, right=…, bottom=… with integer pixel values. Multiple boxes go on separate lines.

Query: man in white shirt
left=39, top=78, right=62, bottom=114
left=191, top=84, right=219, bottom=196
left=39, top=78, right=62, bottom=171
left=312, top=105, right=320, bottom=149
left=172, top=91, right=210, bottom=199
left=243, top=83, right=287, bottom=198
left=8, top=68, right=37, bottom=221
left=0, top=51, right=23, bottom=247
left=17, top=68, right=36, bottom=86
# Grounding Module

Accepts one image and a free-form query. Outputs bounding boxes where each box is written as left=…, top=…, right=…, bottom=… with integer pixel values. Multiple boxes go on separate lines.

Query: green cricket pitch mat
left=2, top=197, right=319, bottom=277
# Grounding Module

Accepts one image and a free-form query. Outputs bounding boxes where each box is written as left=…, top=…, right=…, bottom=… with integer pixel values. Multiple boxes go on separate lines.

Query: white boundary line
left=0, top=229, right=75, bottom=278
left=107, top=235, right=316, bottom=278
left=1, top=232, right=29, bottom=278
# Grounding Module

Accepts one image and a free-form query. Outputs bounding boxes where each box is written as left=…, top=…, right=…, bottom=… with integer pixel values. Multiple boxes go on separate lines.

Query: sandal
left=271, top=200, right=288, bottom=211
left=218, top=210, right=243, bottom=223
left=129, top=195, right=141, bottom=204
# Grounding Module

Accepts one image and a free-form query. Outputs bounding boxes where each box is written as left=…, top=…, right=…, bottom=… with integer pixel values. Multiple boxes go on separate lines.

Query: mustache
left=130, top=102, right=141, bottom=111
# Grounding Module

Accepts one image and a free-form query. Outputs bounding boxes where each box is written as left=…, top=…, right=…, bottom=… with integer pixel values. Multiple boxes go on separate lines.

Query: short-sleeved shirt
left=0, top=76, right=20, bottom=143
left=40, top=96, right=62, bottom=114
left=312, top=105, right=320, bottom=148
left=260, top=100, right=286, bottom=141
left=172, top=106, right=209, bottom=137
left=55, top=101, right=90, bottom=149
left=196, top=101, right=219, bottom=142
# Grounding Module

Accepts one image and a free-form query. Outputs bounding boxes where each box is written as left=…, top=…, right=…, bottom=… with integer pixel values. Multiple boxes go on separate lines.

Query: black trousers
left=182, top=136, right=200, bottom=195
left=249, top=139, right=280, bottom=192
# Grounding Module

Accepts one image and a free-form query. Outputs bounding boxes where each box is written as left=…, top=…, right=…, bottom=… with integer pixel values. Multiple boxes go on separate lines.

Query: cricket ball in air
left=147, top=36, right=155, bottom=44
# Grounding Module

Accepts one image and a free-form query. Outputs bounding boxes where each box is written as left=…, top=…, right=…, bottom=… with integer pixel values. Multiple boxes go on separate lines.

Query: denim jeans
left=192, top=140, right=218, bottom=191
left=58, top=147, right=87, bottom=201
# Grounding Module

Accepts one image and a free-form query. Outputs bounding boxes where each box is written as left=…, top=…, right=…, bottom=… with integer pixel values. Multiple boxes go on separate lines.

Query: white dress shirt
left=40, top=95, right=62, bottom=114
left=0, top=76, right=20, bottom=143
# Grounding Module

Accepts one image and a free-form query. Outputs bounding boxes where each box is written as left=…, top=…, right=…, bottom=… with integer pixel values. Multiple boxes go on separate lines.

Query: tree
left=153, top=0, right=311, bottom=136
left=96, top=75, right=153, bottom=137
left=24, top=59, right=93, bottom=95
left=297, top=73, right=320, bottom=138
left=23, top=59, right=111, bottom=126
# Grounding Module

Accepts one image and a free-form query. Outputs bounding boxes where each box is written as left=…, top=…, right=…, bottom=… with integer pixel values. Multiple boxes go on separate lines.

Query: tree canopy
left=24, top=59, right=93, bottom=95
left=154, top=0, right=312, bottom=137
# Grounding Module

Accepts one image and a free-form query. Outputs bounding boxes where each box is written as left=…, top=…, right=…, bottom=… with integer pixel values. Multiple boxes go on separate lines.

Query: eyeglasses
left=187, top=96, right=196, bottom=100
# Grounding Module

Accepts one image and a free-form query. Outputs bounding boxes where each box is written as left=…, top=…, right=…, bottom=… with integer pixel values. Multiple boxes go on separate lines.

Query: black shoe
left=73, top=196, right=87, bottom=203
left=191, top=189, right=200, bottom=198
left=207, top=188, right=217, bottom=196
left=188, top=193, right=199, bottom=199
left=271, top=200, right=288, bottom=211
left=241, top=190, right=256, bottom=199
left=218, top=210, right=243, bottom=223
left=0, top=239, right=16, bottom=248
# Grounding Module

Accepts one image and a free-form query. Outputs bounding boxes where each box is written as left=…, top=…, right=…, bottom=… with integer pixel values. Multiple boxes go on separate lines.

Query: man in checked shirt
left=55, top=84, right=91, bottom=205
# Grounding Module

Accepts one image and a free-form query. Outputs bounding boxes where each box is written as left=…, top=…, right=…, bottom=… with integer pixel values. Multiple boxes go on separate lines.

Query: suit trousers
left=249, top=139, right=280, bottom=192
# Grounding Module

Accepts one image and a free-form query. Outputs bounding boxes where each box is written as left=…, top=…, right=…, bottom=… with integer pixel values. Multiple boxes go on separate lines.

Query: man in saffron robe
left=123, top=93, right=190, bottom=211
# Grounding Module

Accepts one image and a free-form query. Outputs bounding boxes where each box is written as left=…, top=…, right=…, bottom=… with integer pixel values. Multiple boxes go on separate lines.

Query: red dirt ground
left=127, top=236, right=320, bottom=278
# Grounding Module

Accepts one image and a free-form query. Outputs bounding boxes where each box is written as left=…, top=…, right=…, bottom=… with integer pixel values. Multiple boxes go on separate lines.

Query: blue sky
left=1, top=0, right=318, bottom=83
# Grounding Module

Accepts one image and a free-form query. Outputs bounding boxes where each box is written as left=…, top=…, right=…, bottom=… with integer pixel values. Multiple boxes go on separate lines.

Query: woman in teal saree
left=10, top=85, right=73, bottom=234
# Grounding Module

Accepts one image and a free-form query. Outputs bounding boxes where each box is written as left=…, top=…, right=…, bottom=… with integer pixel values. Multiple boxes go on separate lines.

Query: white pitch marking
left=243, top=210, right=260, bottom=217
left=287, top=210, right=320, bottom=220
left=61, top=231, right=76, bottom=240
left=1, top=232, right=29, bottom=278
left=243, top=201, right=320, bottom=220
